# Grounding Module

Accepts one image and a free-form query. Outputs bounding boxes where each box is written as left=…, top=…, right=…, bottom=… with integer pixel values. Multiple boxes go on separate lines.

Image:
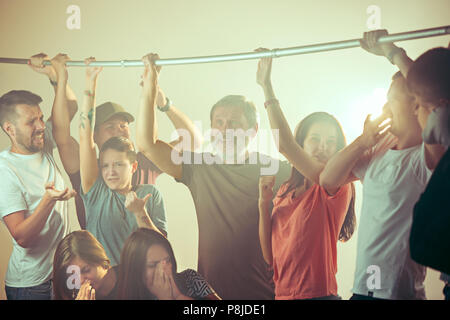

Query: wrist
left=132, top=208, right=148, bottom=217
left=264, top=98, right=279, bottom=109
left=43, top=191, right=57, bottom=204
left=157, top=97, right=172, bottom=112
left=385, top=46, right=405, bottom=64
left=56, top=78, right=67, bottom=87
left=85, top=78, right=98, bottom=89
left=355, top=135, right=372, bottom=151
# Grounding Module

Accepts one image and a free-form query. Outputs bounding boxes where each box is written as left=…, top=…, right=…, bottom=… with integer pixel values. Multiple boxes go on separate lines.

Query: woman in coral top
left=256, top=50, right=356, bottom=300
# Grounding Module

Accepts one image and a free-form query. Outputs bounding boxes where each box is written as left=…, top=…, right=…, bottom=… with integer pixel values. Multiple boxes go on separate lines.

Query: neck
left=10, top=142, right=36, bottom=155
left=116, top=184, right=132, bottom=195
left=393, top=129, right=422, bottom=150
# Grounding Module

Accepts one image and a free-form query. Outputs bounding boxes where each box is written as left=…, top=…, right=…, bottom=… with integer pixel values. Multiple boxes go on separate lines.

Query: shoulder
left=136, top=183, right=161, bottom=195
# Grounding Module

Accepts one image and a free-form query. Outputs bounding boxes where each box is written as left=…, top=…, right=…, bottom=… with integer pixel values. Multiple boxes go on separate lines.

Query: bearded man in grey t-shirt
left=135, top=53, right=291, bottom=299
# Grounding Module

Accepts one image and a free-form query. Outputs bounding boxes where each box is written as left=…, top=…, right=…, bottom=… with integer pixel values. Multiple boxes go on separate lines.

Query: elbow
left=277, top=135, right=296, bottom=158
left=262, top=253, right=273, bottom=266
left=136, top=137, right=151, bottom=154
left=319, top=171, right=332, bottom=189
left=16, top=237, right=31, bottom=249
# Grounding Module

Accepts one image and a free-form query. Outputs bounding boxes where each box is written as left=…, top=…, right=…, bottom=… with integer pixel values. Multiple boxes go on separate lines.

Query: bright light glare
left=343, top=87, right=388, bottom=140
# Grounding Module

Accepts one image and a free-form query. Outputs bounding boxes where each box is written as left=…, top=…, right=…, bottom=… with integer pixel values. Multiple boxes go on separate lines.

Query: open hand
left=149, top=260, right=177, bottom=300
left=44, top=182, right=77, bottom=201
left=358, top=113, right=391, bottom=149
left=75, top=280, right=96, bottom=300
left=125, top=191, right=152, bottom=214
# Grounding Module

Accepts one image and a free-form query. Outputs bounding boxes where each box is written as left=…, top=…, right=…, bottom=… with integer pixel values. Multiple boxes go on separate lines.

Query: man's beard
left=16, top=130, right=45, bottom=153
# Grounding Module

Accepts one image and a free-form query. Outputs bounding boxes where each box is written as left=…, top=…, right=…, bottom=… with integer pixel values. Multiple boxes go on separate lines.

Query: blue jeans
left=5, top=280, right=52, bottom=300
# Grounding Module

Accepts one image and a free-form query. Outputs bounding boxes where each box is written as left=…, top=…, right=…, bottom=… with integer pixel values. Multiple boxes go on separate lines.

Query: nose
left=36, top=119, right=46, bottom=131
left=318, top=139, right=326, bottom=152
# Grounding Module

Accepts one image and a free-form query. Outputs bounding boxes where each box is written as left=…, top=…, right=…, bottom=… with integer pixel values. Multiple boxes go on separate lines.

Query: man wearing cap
left=29, top=53, right=202, bottom=230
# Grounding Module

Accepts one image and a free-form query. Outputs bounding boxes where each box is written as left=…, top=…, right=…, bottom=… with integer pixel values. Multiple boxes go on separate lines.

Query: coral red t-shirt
left=271, top=183, right=352, bottom=299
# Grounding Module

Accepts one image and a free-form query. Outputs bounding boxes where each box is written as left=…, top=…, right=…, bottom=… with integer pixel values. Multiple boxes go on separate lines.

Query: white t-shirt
left=0, top=125, right=70, bottom=288
left=352, top=134, right=432, bottom=300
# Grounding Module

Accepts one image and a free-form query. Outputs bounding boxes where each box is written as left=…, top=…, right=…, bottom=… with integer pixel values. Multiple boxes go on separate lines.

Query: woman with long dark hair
left=117, top=228, right=220, bottom=300
left=256, top=50, right=356, bottom=300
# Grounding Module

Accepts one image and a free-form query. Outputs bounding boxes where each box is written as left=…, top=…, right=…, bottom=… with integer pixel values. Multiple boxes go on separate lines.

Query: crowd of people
left=0, top=30, right=448, bottom=300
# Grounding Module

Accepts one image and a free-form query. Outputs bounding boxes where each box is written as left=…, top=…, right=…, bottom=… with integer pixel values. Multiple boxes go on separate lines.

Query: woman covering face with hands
left=117, top=228, right=220, bottom=300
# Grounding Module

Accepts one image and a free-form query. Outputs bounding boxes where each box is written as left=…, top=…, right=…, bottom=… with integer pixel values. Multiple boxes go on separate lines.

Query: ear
left=250, top=122, right=259, bottom=139
left=2, top=121, right=15, bottom=139
left=131, top=161, right=138, bottom=173
left=413, top=103, right=420, bottom=116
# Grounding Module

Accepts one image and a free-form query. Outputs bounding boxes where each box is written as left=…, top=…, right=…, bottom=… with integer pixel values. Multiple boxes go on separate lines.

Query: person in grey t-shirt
left=135, top=53, right=291, bottom=299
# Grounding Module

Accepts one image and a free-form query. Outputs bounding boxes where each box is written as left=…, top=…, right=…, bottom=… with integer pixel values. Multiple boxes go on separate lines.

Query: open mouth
left=33, top=132, right=44, bottom=141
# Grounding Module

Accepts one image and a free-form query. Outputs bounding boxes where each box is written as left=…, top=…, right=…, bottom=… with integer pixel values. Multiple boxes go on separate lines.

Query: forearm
left=382, top=45, right=413, bottom=78
left=79, top=80, right=98, bottom=191
left=258, top=199, right=273, bottom=265
left=262, top=83, right=324, bottom=183
left=52, top=79, right=71, bottom=146
left=132, top=208, right=163, bottom=234
left=165, top=106, right=203, bottom=150
left=14, top=195, right=56, bottom=248
left=137, top=84, right=158, bottom=152
left=392, top=49, right=413, bottom=78
left=66, top=84, right=79, bottom=121
left=261, top=83, right=296, bottom=153
left=320, top=136, right=366, bottom=188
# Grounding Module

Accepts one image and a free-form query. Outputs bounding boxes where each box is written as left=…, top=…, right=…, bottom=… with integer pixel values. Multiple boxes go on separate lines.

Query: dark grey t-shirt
left=176, top=152, right=291, bottom=299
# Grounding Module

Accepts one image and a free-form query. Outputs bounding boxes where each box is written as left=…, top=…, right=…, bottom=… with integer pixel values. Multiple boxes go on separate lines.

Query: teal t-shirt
left=80, top=178, right=167, bottom=265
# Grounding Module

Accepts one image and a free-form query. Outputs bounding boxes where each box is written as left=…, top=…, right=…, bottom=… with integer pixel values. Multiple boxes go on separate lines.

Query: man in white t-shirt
left=319, top=30, right=446, bottom=299
left=0, top=90, right=76, bottom=300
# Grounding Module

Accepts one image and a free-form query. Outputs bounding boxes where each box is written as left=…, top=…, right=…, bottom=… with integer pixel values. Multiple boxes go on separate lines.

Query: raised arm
left=79, top=58, right=102, bottom=194
left=320, top=114, right=390, bottom=192
left=256, top=49, right=324, bottom=185
left=360, top=29, right=413, bottom=78
left=136, top=53, right=183, bottom=180
left=258, top=175, right=275, bottom=265
left=28, top=53, right=78, bottom=122
left=156, top=88, right=203, bottom=151
left=49, top=54, right=80, bottom=174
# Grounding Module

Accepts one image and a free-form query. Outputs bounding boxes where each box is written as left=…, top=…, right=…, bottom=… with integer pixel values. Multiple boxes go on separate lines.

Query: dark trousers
left=5, top=279, right=52, bottom=300
left=350, top=293, right=386, bottom=301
